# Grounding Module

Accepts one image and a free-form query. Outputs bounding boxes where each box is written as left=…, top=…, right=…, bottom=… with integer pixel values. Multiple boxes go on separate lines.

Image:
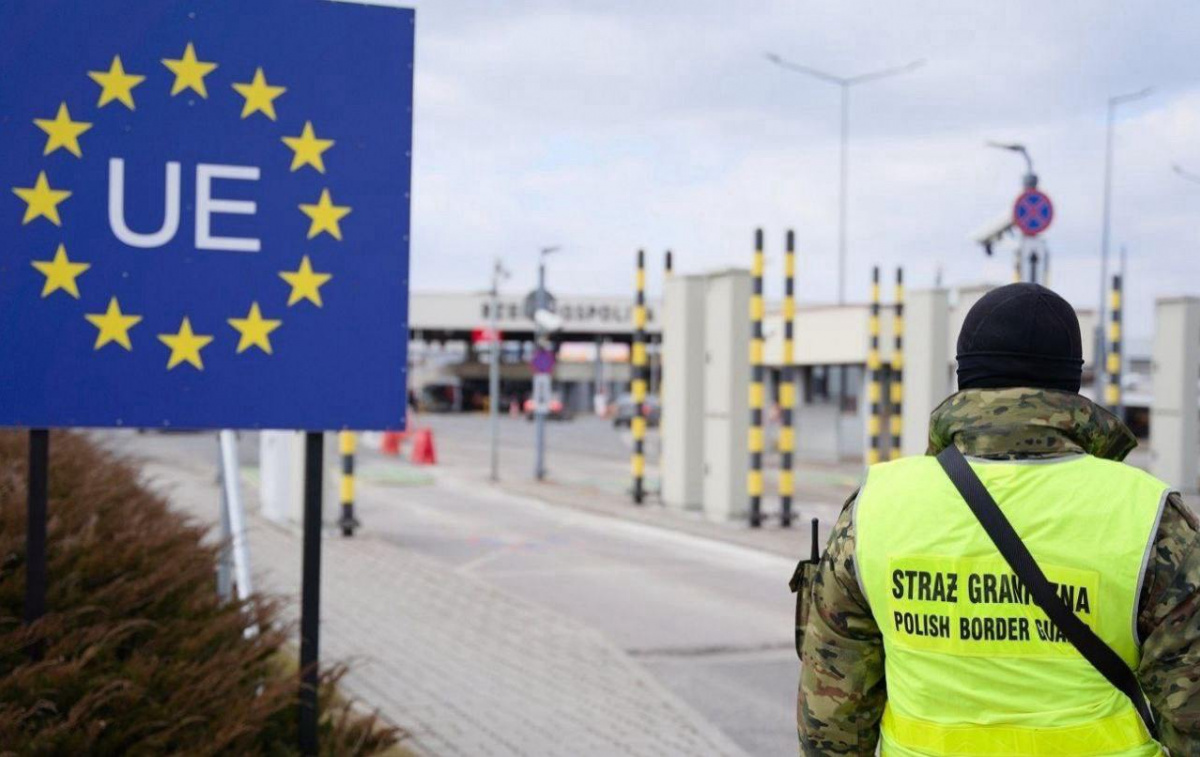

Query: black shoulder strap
left=935, top=445, right=1158, bottom=739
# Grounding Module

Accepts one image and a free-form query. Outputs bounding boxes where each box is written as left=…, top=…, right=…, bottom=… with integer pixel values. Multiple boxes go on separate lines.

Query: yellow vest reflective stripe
left=883, top=707, right=1148, bottom=756
left=855, top=454, right=1169, bottom=757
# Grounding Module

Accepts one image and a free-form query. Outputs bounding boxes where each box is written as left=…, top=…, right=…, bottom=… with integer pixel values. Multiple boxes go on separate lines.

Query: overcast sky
left=350, top=0, right=1200, bottom=340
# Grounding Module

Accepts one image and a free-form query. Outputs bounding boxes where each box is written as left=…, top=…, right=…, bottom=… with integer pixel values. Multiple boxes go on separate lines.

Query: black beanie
left=956, top=283, right=1083, bottom=393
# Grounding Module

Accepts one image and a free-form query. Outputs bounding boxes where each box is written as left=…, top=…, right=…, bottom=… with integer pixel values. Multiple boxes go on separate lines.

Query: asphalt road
left=419, top=412, right=660, bottom=491
left=373, top=472, right=800, bottom=756
left=106, top=420, right=803, bottom=756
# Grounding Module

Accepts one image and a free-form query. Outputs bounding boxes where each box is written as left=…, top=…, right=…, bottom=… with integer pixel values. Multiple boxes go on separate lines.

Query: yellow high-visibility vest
left=856, top=453, right=1169, bottom=756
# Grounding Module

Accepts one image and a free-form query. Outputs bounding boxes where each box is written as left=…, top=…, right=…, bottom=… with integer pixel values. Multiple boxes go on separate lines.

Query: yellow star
left=31, top=244, right=90, bottom=298
left=299, top=189, right=351, bottom=240
left=282, top=121, right=335, bottom=173
left=158, top=317, right=214, bottom=370
left=279, top=256, right=332, bottom=307
left=88, top=55, right=145, bottom=110
left=162, top=42, right=218, bottom=98
left=12, top=171, right=71, bottom=226
left=85, top=298, right=143, bottom=351
left=33, top=103, right=93, bottom=158
left=232, top=67, right=286, bottom=120
left=228, top=302, right=282, bottom=354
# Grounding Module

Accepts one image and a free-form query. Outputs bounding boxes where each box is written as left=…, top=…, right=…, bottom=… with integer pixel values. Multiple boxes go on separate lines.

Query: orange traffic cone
left=381, top=431, right=405, bottom=456
left=411, top=428, right=437, bottom=465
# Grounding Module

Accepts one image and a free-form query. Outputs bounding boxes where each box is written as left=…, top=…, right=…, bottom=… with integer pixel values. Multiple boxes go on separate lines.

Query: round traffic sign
left=1013, top=189, right=1054, bottom=236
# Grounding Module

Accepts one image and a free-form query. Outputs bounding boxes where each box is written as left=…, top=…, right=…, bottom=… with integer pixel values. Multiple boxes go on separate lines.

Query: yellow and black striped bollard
left=1106, top=273, right=1123, bottom=413
left=338, top=431, right=359, bottom=536
left=779, top=230, right=796, bottom=528
left=631, top=249, right=648, bottom=504
left=889, top=267, right=904, bottom=460
left=748, top=229, right=765, bottom=527
left=867, top=266, right=883, bottom=465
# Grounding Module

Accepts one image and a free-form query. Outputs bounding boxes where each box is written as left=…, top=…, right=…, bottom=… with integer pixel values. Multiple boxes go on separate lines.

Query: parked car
left=612, top=393, right=660, bottom=428
left=523, top=392, right=574, bottom=421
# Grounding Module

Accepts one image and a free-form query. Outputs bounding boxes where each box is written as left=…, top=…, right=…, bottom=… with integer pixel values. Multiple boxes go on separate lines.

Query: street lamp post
left=767, top=54, right=923, bottom=460
left=534, top=245, right=560, bottom=482
left=1096, top=87, right=1153, bottom=401
left=986, top=142, right=1039, bottom=282
left=987, top=141, right=1036, bottom=186
left=765, top=53, right=925, bottom=305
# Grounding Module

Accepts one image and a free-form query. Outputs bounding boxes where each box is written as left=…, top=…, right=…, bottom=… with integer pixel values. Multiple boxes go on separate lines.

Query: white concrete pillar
left=702, top=269, right=750, bottom=522
left=1151, top=297, right=1200, bottom=494
left=259, top=430, right=296, bottom=524
left=259, top=430, right=337, bottom=526
left=902, top=288, right=951, bottom=456
left=661, top=275, right=706, bottom=511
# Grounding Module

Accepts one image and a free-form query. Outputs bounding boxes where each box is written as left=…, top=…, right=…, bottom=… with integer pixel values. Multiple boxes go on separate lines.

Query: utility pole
left=489, top=258, right=509, bottom=483
left=1096, top=87, right=1153, bottom=402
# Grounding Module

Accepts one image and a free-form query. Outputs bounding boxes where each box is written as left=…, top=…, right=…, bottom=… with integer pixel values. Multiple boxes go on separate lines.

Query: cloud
left=351, top=0, right=1200, bottom=340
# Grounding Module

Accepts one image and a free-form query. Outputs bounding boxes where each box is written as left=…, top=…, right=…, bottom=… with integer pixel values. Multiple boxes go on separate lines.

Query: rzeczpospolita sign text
left=0, top=0, right=413, bottom=430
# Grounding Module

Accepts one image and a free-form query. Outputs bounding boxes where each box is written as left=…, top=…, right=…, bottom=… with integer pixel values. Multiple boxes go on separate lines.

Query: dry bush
left=0, top=430, right=401, bottom=755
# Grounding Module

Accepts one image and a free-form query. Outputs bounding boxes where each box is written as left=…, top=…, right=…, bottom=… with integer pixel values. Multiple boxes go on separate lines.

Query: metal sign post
left=532, top=373, right=552, bottom=412
left=488, top=260, right=508, bottom=483
left=532, top=349, right=555, bottom=480
left=1012, top=188, right=1054, bottom=286
left=533, top=283, right=550, bottom=481
left=529, top=247, right=561, bottom=482
left=299, top=432, right=324, bottom=756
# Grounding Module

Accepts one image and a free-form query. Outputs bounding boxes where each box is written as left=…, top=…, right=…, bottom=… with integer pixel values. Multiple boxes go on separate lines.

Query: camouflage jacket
left=797, top=388, right=1200, bottom=755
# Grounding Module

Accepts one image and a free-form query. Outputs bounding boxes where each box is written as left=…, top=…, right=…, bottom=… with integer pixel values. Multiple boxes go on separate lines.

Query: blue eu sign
left=0, top=0, right=413, bottom=430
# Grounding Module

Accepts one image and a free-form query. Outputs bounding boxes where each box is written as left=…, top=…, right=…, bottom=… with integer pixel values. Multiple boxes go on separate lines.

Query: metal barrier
left=338, top=430, right=359, bottom=536
left=890, top=267, right=904, bottom=459
left=1107, top=273, right=1123, bottom=412
left=631, top=249, right=648, bottom=504
left=779, top=230, right=796, bottom=527
left=867, top=266, right=883, bottom=465
left=748, top=229, right=765, bottom=527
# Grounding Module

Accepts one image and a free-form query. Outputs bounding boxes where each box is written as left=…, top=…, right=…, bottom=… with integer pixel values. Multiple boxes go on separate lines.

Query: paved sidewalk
left=129, top=440, right=749, bottom=757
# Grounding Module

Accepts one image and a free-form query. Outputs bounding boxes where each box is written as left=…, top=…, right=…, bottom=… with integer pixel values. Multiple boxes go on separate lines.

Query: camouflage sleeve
left=798, top=493, right=886, bottom=756
left=1137, top=492, right=1200, bottom=752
